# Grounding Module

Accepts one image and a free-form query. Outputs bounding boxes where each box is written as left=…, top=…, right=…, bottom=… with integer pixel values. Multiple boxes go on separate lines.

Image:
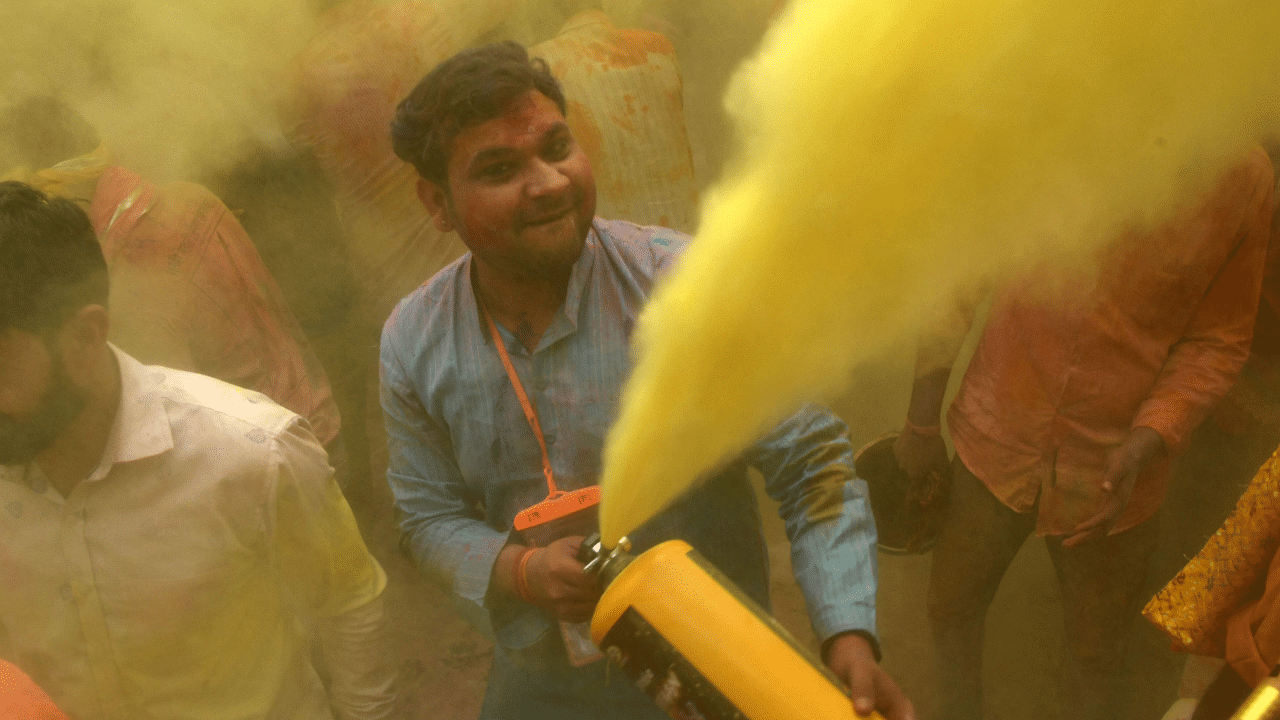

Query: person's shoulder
left=594, top=218, right=691, bottom=278
left=135, top=362, right=331, bottom=503
left=153, top=364, right=303, bottom=442
left=383, top=253, right=470, bottom=349
left=150, top=179, right=227, bottom=215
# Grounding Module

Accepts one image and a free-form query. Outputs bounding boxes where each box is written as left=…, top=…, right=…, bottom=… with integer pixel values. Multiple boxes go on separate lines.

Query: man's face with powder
left=417, top=89, right=598, bottom=283
left=0, top=327, right=88, bottom=465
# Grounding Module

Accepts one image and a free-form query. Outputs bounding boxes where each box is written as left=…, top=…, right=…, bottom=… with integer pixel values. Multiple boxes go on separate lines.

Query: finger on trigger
left=875, top=673, right=915, bottom=720
left=846, top=661, right=875, bottom=717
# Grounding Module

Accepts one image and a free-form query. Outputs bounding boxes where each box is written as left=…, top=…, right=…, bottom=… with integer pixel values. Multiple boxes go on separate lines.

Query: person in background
left=0, top=97, right=349, bottom=487
left=894, top=145, right=1274, bottom=720
left=286, top=1, right=703, bottom=322
left=286, top=0, right=510, bottom=329
left=530, top=7, right=699, bottom=233
left=1150, top=147, right=1280, bottom=720
left=380, top=41, right=912, bottom=720
left=204, top=147, right=375, bottom=503
left=0, top=181, right=396, bottom=719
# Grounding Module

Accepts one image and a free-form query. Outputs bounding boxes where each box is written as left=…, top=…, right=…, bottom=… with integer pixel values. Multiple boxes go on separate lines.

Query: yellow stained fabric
left=1, top=145, right=111, bottom=198
left=1144, top=446, right=1280, bottom=656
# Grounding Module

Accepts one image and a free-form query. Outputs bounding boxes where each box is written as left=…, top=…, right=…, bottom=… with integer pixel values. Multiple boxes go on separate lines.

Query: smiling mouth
left=523, top=205, right=575, bottom=227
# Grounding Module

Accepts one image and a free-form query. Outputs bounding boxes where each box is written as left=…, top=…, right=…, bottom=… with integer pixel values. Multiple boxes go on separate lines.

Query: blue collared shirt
left=380, top=218, right=878, bottom=655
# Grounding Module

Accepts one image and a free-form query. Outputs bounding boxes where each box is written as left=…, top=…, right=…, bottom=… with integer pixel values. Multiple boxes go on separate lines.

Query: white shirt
left=0, top=346, right=387, bottom=720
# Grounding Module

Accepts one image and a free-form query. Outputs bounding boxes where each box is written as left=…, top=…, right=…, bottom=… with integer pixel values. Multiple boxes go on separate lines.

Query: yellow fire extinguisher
left=1230, top=665, right=1280, bottom=720
left=580, top=535, right=885, bottom=720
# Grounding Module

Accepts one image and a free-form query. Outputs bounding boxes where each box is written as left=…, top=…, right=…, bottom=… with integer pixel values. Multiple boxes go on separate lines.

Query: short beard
left=447, top=195, right=587, bottom=285
left=0, top=346, right=88, bottom=465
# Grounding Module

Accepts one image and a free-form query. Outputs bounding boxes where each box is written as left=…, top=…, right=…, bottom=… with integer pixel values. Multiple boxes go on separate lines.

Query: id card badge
left=513, top=486, right=602, bottom=546
left=559, top=620, right=604, bottom=668
left=513, top=486, right=605, bottom=667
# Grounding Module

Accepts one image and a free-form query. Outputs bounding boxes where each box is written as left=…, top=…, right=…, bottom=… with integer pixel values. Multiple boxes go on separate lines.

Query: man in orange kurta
left=895, top=146, right=1275, bottom=720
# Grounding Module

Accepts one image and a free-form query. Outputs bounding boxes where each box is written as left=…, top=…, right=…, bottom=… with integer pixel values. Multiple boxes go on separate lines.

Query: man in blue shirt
left=382, top=40, right=912, bottom=720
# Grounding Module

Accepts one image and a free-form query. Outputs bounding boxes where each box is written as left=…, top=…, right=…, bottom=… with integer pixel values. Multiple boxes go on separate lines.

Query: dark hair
left=0, top=181, right=107, bottom=333
left=390, top=41, right=567, bottom=187
left=0, top=96, right=100, bottom=170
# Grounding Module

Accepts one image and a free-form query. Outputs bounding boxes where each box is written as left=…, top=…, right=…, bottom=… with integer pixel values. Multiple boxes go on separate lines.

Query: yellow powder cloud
left=0, top=0, right=317, bottom=183
left=599, top=0, right=1280, bottom=544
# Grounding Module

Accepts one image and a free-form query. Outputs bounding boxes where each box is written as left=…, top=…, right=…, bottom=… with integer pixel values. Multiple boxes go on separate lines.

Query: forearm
left=317, top=594, right=397, bottom=720
left=748, top=408, right=879, bottom=645
left=399, top=511, right=510, bottom=609
left=906, top=366, right=951, bottom=427
left=490, top=543, right=529, bottom=598
left=1136, top=156, right=1271, bottom=449
left=788, top=482, right=878, bottom=645
left=822, top=630, right=882, bottom=664
left=1134, top=340, right=1253, bottom=452
left=913, top=282, right=986, bottom=383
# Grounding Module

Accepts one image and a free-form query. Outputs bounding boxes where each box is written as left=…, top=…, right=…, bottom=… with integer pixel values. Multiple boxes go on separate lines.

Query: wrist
left=494, top=544, right=531, bottom=598
left=1130, top=426, right=1166, bottom=461
left=822, top=629, right=881, bottom=665
left=904, top=418, right=942, bottom=437
left=515, top=547, right=539, bottom=604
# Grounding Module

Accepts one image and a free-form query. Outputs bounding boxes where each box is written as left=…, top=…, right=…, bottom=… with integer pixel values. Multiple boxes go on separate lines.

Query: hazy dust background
left=0, top=0, right=325, bottom=183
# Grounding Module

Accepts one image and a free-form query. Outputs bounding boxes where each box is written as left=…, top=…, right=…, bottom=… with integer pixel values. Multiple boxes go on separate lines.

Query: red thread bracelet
left=904, top=419, right=942, bottom=437
left=514, top=547, right=537, bottom=604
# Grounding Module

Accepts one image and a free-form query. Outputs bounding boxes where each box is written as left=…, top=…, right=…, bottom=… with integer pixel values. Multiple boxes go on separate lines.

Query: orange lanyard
left=479, top=301, right=559, bottom=496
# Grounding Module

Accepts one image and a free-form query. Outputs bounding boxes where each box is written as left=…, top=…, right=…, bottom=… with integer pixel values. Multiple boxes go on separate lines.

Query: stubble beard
left=512, top=212, right=587, bottom=284
left=451, top=197, right=589, bottom=286
left=0, top=354, right=88, bottom=465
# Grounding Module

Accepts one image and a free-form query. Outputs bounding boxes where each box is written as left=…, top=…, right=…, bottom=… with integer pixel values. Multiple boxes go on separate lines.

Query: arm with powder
left=893, top=282, right=988, bottom=480
left=744, top=404, right=913, bottom=719
left=1128, top=167, right=1273, bottom=458
left=379, top=332, right=511, bottom=625
left=271, top=422, right=396, bottom=720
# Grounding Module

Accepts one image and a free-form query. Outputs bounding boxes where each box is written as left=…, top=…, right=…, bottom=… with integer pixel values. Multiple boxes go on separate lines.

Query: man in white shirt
left=0, top=180, right=397, bottom=720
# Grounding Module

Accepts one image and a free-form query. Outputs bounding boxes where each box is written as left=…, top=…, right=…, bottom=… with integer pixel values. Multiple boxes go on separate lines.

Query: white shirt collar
left=86, top=345, right=174, bottom=482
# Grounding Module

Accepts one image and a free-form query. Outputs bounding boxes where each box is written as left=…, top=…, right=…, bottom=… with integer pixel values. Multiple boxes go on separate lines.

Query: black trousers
left=927, top=459, right=1159, bottom=720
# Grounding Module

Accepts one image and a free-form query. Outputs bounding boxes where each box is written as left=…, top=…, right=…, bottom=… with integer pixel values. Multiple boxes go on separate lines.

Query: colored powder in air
left=0, top=0, right=316, bottom=183
left=598, top=0, right=1280, bottom=546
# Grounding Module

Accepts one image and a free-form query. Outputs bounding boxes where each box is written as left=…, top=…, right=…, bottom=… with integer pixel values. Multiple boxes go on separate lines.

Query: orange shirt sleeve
left=1132, top=152, right=1274, bottom=452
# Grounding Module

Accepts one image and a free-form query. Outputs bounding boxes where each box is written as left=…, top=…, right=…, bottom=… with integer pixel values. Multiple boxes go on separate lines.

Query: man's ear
left=416, top=177, right=454, bottom=234
left=57, top=305, right=110, bottom=385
